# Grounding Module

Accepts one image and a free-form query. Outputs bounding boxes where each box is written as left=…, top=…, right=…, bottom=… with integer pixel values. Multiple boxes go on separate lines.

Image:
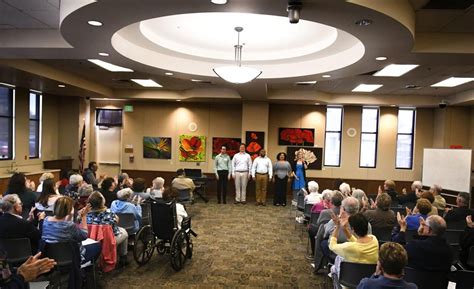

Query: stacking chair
left=177, top=189, right=192, bottom=205
left=371, top=227, right=392, bottom=245
left=0, top=238, right=32, bottom=267
left=42, top=242, right=82, bottom=289
left=116, top=213, right=136, bottom=234
left=303, top=203, right=313, bottom=220
left=454, top=269, right=474, bottom=289
left=467, top=246, right=474, bottom=268
left=445, top=229, right=463, bottom=246
left=310, top=212, right=320, bottom=226
left=337, top=261, right=376, bottom=289
left=403, top=267, right=449, bottom=289
left=446, top=221, right=466, bottom=231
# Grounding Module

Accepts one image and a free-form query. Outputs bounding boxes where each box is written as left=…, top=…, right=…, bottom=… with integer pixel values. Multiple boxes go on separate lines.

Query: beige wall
left=433, top=107, right=472, bottom=149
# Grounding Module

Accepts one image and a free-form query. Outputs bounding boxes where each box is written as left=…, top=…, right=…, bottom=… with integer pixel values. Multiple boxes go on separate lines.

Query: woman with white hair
left=305, top=181, right=321, bottom=205
left=110, top=188, right=142, bottom=234
left=311, top=189, right=333, bottom=214
left=339, top=182, right=351, bottom=197
left=146, top=177, right=165, bottom=199
left=352, top=189, right=369, bottom=213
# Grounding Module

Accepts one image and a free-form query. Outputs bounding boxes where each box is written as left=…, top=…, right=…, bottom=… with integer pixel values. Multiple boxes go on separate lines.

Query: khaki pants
left=255, top=173, right=269, bottom=204
left=235, top=171, right=249, bottom=202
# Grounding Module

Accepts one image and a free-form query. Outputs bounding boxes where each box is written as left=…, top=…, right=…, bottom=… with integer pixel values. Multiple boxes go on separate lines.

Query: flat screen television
left=96, top=108, right=123, bottom=127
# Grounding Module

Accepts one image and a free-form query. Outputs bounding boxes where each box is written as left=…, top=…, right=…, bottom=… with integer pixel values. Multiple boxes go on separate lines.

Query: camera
left=439, top=100, right=448, bottom=109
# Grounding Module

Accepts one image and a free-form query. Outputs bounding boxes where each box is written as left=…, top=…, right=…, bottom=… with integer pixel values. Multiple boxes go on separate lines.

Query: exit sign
left=124, top=105, right=133, bottom=112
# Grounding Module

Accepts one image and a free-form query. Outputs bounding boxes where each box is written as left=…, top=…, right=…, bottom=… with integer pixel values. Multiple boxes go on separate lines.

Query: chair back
left=339, top=261, right=376, bottom=288
left=403, top=267, right=448, bottom=289
left=0, top=238, right=32, bottom=266
left=141, top=202, right=151, bottom=226
left=451, top=244, right=460, bottom=265
left=405, top=230, right=418, bottom=242
left=310, top=212, right=320, bottom=226
left=371, top=227, right=392, bottom=243
left=446, top=220, right=466, bottom=230
left=116, top=213, right=135, bottom=232
left=296, top=190, right=305, bottom=211
left=467, top=246, right=474, bottom=268
left=303, top=204, right=313, bottom=219
left=444, top=229, right=463, bottom=245
left=177, top=189, right=191, bottom=202
left=389, top=206, right=406, bottom=216
left=42, top=242, right=77, bottom=268
left=454, top=270, right=474, bottom=289
left=150, top=200, right=177, bottom=241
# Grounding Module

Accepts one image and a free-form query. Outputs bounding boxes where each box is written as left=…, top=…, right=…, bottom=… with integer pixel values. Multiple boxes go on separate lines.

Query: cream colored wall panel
left=41, top=94, right=59, bottom=160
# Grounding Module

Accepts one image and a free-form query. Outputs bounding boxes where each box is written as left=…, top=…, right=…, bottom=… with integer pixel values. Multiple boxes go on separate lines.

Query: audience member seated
left=444, top=192, right=472, bottom=223
left=430, top=184, right=446, bottom=212
left=419, top=191, right=438, bottom=216
left=363, top=193, right=396, bottom=229
left=132, top=178, right=150, bottom=200
left=58, top=170, right=75, bottom=195
left=311, top=189, right=333, bottom=214
left=165, top=188, right=188, bottom=230
left=117, top=173, right=133, bottom=190
left=35, top=172, right=55, bottom=194
left=87, top=192, right=129, bottom=266
left=459, top=215, right=474, bottom=270
left=380, top=180, right=398, bottom=205
left=41, top=196, right=101, bottom=264
left=76, top=184, right=93, bottom=210
left=0, top=194, right=41, bottom=253
left=398, top=180, right=422, bottom=208
left=63, top=174, right=83, bottom=201
left=304, top=181, right=321, bottom=205
left=146, top=177, right=165, bottom=200
left=329, top=213, right=378, bottom=278
left=34, top=179, right=60, bottom=212
left=110, top=188, right=142, bottom=235
left=82, top=161, right=105, bottom=190
left=171, top=169, right=196, bottom=200
left=5, top=173, right=37, bottom=215
left=100, top=177, right=118, bottom=207
left=352, top=189, right=369, bottom=213
left=339, top=182, right=351, bottom=197
left=393, top=213, right=452, bottom=272
left=357, top=242, right=417, bottom=289
left=405, top=198, right=432, bottom=230
left=0, top=251, right=56, bottom=289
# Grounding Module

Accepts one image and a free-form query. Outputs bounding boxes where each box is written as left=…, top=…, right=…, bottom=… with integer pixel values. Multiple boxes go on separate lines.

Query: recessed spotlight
left=431, top=77, right=474, bottom=87
left=131, top=79, right=163, bottom=88
left=352, top=84, right=383, bottom=92
left=376, top=56, right=387, bottom=61
left=88, top=59, right=133, bottom=72
left=405, top=84, right=422, bottom=90
left=58, top=84, right=66, bottom=88
left=315, top=103, right=320, bottom=105
left=87, top=20, right=103, bottom=27
left=322, top=75, right=331, bottom=78
left=98, top=52, right=109, bottom=57
left=176, top=99, right=182, bottom=102
left=355, top=19, right=372, bottom=26
left=211, top=0, right=227, bottom=4
left=374, top=64, right=419, bottom=77
left=165, top=72, right=174, bottom=76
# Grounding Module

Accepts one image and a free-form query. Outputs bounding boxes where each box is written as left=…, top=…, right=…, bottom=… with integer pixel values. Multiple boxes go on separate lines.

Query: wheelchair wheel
left=133, top=225, right=155, bottom=265
left=157, top=240, right=167, bottom=255
left=186, top=235, right=193, bottom=259
left=170, top=229, right=189, bottom=271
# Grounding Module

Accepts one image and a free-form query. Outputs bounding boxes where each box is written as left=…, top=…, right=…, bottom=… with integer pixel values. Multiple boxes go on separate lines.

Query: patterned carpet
left=103, top=198, right=324, bottom=288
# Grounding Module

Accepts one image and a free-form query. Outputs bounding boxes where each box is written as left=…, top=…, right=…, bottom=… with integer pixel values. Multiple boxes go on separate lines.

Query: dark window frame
left=396, top=108, right=416, bottom=170
left=0, top=85, right=14, bottom=161
left=29, top=92, right=41, bottom=159
left=324, top=106, right=343, bottom=167
left=359, top=107, right=379, bottom=168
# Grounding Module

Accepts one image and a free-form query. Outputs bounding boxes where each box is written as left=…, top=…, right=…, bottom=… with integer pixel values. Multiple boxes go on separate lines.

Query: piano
left=184, top=169, right=209, bottom=203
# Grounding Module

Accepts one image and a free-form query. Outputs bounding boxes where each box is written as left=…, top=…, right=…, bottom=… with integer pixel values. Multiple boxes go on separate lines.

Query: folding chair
left=454, top=269, right=474, bottom=289
left=0, top=238, right=32, bottom=267
left=403, top=267, right=449, bottom=289
left=337, top=261, right=376, bottom=289
left=116, top=213, right=136, bottom=234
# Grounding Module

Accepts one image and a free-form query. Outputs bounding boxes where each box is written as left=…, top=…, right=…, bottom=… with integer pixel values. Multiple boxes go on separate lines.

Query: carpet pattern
left=103, top=200, right=324, bottom=288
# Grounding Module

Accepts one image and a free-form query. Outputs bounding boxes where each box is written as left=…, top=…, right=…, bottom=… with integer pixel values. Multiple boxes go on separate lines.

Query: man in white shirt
left=251, top=149, right=273, bottom=206
left=232, top=144, right=252, bottom=204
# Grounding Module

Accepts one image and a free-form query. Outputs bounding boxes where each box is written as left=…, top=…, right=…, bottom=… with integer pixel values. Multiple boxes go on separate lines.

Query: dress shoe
left=262, top=203, right=266, bottom=206
left=255, top=202, right=260, bottom=206
left=234, top=201, right=240, bottom=204
left=241, top=201, right=246, bottom=205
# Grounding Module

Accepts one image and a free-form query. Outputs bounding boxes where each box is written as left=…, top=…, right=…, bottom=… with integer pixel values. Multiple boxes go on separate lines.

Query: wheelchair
left=132, top=199, right=197, bottom=271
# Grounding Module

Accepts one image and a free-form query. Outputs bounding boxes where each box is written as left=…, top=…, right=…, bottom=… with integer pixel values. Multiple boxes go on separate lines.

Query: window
left=360, top=107, right=379, bottom=168
left=396, top=108, right=416, bottom=169
left=0, top=86, right=14, bottom=160
left=324, top=106, right=343, bottom=166
left=29, top=92, right=41, bottom=158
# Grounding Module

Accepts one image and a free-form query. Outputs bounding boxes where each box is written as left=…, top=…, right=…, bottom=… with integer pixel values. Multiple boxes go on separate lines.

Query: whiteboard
left=422, top=149, right=472, bottom=193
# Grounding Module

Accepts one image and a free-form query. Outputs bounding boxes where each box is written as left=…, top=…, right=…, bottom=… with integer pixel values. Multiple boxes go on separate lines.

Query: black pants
left=274, top=176, right=288, bottom=205
left=216, top=170, right=229, bottom=203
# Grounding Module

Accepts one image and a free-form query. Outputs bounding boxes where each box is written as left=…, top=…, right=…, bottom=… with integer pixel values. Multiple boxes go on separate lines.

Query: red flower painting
left=212, top=137, right=241, bottom=158
left=279, top=128, right=315, bottom=146
left=179, top=135, right=206, bottom=162
left=245, top=131, right=265, bottom=160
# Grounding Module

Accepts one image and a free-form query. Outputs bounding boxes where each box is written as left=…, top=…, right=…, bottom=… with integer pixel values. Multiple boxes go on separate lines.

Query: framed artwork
left=287, top=146, right=323, bottom=170
left=245, top=131, right=265, bottom=160
left=143, top=137, right=172, bottom=159
left=278, top=128, right=315, bottom=146
left=179, top=135, right=206, bottom=162
left=212, top=137, right=241, bottom=158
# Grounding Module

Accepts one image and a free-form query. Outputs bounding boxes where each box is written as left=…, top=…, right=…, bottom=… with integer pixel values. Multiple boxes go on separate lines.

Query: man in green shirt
left=214, top=146, right=232, bottom=204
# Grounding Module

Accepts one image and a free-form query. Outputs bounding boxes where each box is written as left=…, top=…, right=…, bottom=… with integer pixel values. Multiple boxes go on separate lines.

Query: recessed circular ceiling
left=111, top=12, right=365, bottom=79
left=139, top=13, right=338, bottom=61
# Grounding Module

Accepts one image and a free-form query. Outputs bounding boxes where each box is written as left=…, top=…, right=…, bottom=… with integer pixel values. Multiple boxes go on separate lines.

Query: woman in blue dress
left=292, top=150, right=307, bottom=193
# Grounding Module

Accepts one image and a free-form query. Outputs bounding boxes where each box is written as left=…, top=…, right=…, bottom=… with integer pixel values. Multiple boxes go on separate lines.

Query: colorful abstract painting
left=287, top=146, right=323, bottom=170
left=278, top=128, right=315, bottom=146
left=245, top=131, right=265, bottom=160
left=179, top=135, right=206, bottom=162
left=212, top=137, right=241, bottom=158
left=143, top=137, right=172, bottom=159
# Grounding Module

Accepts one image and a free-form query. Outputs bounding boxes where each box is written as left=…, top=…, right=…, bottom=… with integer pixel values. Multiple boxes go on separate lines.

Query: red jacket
left=87, top=224, right=117, bottom=272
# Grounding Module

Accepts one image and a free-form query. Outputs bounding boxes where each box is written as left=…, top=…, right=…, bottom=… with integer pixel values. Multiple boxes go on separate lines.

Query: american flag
left=78, top=123, right=86, bottom=173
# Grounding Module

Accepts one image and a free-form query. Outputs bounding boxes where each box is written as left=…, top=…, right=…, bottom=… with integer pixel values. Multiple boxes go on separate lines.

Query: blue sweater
left=110, top=200, right=142, bottom=234
left=357, top=275, right=417, bottom=289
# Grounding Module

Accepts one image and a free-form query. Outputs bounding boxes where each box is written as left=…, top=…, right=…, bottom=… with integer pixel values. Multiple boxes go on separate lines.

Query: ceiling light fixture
left=58, top=84, right=66, bottom=88
left=375, top=56, right=387, bottom=61
left=191, top=79, right=203, bottom=82
left=315, top=103, right=320, bottom=105
left=211, top=0, right=227, bottom=4
left=88, top=59, right=133, bottom=72
left=165, top=72, right=174, bottom=76
left=131, top=79, right=163, bottom=87
left=98, top=52, right=109, bottom=56
left=213, top=27, right=262, bottom=84
left=87, top=20, right=103, bottom=27
left=374, top=64, right=419, bottom=77
left=431, top=77, right=474, bottom=87
left=352, top=84, right=382, bottom=92
left=287, top=0, right=302, bottom=24
left=176, top=99, right=182, bottom=102
left=322, top=74, right=331, bottom=78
